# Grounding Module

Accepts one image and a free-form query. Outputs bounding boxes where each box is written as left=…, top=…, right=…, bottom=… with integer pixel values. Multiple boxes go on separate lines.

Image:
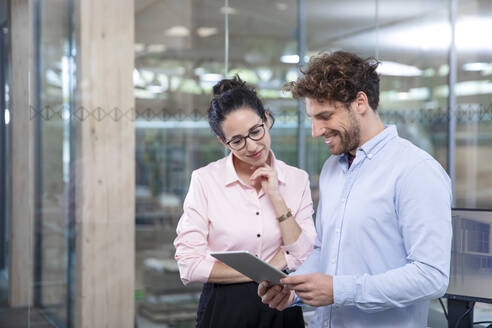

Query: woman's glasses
left=226, top=123, right=266, bottom=150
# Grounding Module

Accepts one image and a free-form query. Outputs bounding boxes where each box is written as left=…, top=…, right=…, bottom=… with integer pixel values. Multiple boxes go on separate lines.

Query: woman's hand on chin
left=249, top=163, right=280, bottom=198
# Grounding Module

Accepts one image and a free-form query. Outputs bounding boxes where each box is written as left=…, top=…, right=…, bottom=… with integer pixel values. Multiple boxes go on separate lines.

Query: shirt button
left=335, top=228, right=340, bottom=234
left=368, top=153, right=373, bottom=159
left=256, top=212, right=260, bottom=215
left=257, top=234, right=261, bottom=238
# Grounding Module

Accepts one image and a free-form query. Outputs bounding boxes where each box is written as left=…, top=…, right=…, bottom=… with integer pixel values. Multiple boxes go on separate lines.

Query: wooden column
left=8, top=0, right=34, bottom=307
left=74, top=0, right=135, bottom=327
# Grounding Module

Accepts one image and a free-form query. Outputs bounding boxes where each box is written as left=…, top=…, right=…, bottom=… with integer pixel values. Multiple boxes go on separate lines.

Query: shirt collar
left=224, top=150, right=286, bottom=186
left=337, top=124, right=398, bottom=166
left=358, top=124, right=398, bottom=159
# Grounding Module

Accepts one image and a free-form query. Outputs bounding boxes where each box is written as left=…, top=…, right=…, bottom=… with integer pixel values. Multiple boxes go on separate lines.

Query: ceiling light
left=146, top=74, right=164, bottom=93
left=376, top=61, right=422, bottom=76
left=397, top=92, right=410, bottom=100
left=46, top=69, right=62, bottom=87
left=220, top=6, right=238, bottom=15
left=257, top=68, right=273, bottom=81
left=280, top=54, right=309, bottom=64
left=197, top=27, right=218, bottom=38
left=194, top=67, right=207, bottom=75
left=134, top=43, right=145, bottom=53
left=286, top=68, right=299, bottom=82
left=133, top=69, right=145, bottom=87
left=463, top=62, right=490, bottom=71
left=280, top=55, right=299, bottom=64
left=276, top=3, right=288, bottom=11
left=166, top=26, right=190, bottom=37
left=374, top=17, right=492, bottom=52
left=438, top=65, right=449, bottom=76
left=456, top=80, right=492, bottom=96
left=201, top=74, right=223, bottom=83
left=147, top=44, right=166, bottom=53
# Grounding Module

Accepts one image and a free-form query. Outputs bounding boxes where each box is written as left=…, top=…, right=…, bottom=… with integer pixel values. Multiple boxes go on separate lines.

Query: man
left=258, top=51, right=452, bottom=327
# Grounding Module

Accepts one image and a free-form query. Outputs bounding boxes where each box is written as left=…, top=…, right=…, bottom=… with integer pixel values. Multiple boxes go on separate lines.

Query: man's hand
left=258, top=281, right=294, bottom=311
left=281, top=273, right=334, bottom=307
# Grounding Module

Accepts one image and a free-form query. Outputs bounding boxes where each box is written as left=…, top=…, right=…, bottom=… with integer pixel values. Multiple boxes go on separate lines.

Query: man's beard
left=334, top=112, right=361, bottom=155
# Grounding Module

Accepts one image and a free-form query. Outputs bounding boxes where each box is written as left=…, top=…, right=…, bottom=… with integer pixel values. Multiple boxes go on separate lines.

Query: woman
left=174, top=76, right=316, bottom=328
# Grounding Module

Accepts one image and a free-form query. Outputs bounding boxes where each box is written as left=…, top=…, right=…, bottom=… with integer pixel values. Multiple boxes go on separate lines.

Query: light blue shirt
left=293, top=125, right=452, bottom=328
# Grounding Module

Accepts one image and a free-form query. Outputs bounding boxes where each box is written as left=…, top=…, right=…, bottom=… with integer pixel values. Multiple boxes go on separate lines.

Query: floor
left=0, top=308, right=55, bottom=328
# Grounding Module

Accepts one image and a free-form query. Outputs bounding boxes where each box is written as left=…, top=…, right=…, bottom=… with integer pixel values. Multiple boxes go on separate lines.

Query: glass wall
left=453, top=0, right=492, bottom=321
left=0, top=0, right=9, bottom=313
left=133, top=1, right=300, bottom=326
left=133, top=0, right=492, bottom=327
left=134, top=1, right=223, bottom=326
left=454, top=0, right=492, bottom=209
left=0, top=0, right=75, bottom=326
left=0, top=0, right=490, bottom=327
left=304, top=0, right=450, bottom=187
left=32, top=0, right=74, bottom=326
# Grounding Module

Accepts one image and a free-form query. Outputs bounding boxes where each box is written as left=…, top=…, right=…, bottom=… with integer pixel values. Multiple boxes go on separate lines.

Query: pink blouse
left=174, top=151, right=316, bottom=285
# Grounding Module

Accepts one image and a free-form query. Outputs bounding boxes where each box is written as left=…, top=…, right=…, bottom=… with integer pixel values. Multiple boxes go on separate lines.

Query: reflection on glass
left=134, top=1, right=299, bottom=326
left=24, top=1, right=74, bottom=327
left=448, top=210, right=492, bottom=301
left=228, top=0, right=299, bottom=168
left=133, top=0, right=492, bottom=326
left=0, top=0, right=9, bottom=314
left=135, top=1, right=223, bottom=326
left=454, top=0, right=492, bottom=209
left=305, top=0, right=450, bottom=198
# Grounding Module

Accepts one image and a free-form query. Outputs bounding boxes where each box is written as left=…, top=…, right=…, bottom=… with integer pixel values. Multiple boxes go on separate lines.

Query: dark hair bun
left=212, top=75, right=246, bottom=97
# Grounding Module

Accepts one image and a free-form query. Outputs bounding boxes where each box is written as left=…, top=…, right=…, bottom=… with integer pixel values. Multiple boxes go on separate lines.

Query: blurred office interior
left=0, top=0, right=492, bottom=327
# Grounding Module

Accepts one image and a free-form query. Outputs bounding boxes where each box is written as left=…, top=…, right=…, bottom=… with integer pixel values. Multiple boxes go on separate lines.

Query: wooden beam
left=73, top=0, right=135, bottom=327
left=8, top=0, right=34, bottom=307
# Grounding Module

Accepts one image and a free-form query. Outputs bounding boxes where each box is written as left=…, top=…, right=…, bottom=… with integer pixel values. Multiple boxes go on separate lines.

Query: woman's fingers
left=250, top=167, right=274, bottom=181
left=257, top=281, right=270, bottom=297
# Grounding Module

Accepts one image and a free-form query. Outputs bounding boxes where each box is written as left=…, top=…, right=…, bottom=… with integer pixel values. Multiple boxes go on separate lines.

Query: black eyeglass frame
left=225, top=119, right=273, bottom=150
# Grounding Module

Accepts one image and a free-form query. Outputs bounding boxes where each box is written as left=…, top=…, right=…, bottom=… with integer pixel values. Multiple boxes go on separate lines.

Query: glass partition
left=304, top=0, right=380, bottom=207
left=0, top=0, right=9, bottom=315
left=134, top=0, right=492, bottom=326
left=134, top=1, right=224, bottom=326
left=0, top=0, right=75, bottom=326
left=134, top=0, right=300, bottom=326
left=453, top=0, right=492, bottom=319
left=228, top=0, right=299, bottom=167
left=304, top=0, right=450, bottom=196
left=0, top=0, right=490, bottom=327
left=32, top=0, right=75, bottom=326
left=454, top=0, right=492, bottom=209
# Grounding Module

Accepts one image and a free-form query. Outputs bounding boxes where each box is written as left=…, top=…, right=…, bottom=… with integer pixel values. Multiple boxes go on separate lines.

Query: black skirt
left=196, top=282, right=305, bottom=328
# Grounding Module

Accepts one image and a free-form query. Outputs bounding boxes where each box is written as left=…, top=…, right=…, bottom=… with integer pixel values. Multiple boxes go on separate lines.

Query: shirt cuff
left=290, top=291, right=305, bottom=307
left=182, top=254, right=216, bottom=284
left=280, top=230, right=313, bottom=270
left=333, top=275, right=357, bottom=306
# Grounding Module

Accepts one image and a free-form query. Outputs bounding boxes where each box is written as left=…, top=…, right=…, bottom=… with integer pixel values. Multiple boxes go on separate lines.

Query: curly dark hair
left=284, top=51, right=380, bottom=110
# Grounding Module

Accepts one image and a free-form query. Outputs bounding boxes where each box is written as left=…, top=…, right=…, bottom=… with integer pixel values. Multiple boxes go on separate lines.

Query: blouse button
left=256, top=212, right=259, bottom=215
left=286, top=251, right=290, bottom=255
left=257, top=234, right=261, bottom=238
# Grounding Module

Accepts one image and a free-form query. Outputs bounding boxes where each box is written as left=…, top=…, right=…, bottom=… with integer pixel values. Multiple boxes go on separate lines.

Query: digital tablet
left=210, top=250, right=287, bottom=285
